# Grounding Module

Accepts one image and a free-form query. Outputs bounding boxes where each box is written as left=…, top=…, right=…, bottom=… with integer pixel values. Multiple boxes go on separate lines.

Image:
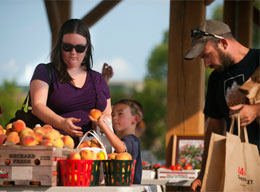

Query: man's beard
left=215, top=48, right=234, bottom=72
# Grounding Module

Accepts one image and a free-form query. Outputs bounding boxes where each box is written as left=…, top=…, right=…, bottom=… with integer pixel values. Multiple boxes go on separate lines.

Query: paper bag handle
left=76, top=130, right=107, bottom=154
left=229, top=113, right=249, bottom=143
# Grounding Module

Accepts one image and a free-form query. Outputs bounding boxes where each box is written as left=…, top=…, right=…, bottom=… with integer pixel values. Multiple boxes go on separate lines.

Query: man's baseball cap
left=184, top=20, right=231, bottom=60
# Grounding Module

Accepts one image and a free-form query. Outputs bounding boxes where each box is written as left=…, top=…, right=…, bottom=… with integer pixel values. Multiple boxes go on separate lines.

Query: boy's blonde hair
left=114, top=99, right=143, bottom=124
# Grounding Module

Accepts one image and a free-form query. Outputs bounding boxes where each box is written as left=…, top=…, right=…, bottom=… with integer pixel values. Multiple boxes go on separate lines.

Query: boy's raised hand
left=89, top=114, right=106, bottom=129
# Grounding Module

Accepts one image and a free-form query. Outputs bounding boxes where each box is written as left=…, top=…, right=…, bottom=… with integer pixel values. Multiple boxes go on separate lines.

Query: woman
left=30, top=19, right=112, bottom=145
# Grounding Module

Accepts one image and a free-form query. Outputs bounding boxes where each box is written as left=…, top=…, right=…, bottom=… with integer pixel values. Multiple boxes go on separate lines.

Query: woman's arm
left=30, top=79, right=83, bottom=137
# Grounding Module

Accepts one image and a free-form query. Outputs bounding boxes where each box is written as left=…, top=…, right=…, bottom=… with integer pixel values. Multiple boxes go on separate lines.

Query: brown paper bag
left=239, top=66, right=260, bottom=124
left=202, top=114, right=260, bottom=192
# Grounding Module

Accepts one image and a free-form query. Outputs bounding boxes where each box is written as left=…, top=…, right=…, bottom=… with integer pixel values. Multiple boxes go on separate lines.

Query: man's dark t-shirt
left=204, top=49, right=260, bottom=151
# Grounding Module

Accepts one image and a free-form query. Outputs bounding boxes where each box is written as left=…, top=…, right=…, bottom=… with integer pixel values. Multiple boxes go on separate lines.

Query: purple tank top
left=31, top=64, right=111, bottom=134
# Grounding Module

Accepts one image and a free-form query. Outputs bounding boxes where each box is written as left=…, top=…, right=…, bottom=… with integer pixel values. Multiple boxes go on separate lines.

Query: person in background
left=30, top=19, right=112, bottom=146
left=89, top=99, right=143, bottom=184
left=184, top=20, right=260, bottom=191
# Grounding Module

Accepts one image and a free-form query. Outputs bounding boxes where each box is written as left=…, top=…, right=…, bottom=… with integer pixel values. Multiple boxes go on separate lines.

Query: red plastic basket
left=59, top=160, right=93, bottom=186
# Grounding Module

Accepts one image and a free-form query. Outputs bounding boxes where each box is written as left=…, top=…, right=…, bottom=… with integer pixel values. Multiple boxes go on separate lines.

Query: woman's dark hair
left=50, top=19, right=93, bottom=83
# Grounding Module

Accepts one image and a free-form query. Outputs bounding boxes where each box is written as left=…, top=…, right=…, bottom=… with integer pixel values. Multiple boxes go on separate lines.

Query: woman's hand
left=61, top=117, right=83, bottom=137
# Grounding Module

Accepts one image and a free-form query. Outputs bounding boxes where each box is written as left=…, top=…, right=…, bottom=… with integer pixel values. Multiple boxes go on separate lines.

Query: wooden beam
left=166, top=0, right=205, bottom=166
left=223, top=0, right=253, bottom=47
left=254, top=6, right=260, bottom=28
left=82, top=0, right=122, bottom=27
left=44, top=0, right=71, bottom=47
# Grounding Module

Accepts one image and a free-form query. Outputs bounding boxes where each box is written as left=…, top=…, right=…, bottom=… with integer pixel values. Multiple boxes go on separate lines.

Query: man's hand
left=229, top=104, right=259, bottom=126
left=191, top=179, right=202, bottom=191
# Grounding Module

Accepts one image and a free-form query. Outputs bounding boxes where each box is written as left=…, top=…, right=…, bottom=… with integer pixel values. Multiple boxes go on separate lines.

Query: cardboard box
left=0, top=145, right=71, bottom=186
left=157, top=167, right=199, bottom=182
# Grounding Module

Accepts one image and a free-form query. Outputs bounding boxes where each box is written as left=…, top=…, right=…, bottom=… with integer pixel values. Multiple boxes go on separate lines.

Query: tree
left=0, top=80, right=24, bottom=127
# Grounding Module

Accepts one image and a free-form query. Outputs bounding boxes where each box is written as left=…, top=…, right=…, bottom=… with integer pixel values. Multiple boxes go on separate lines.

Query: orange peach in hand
left=89, top=109, right=102, bottom=120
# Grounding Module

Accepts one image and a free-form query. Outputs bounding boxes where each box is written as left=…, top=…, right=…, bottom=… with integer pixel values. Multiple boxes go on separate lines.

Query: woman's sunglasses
left=191, top=29, right=223, bottom=39
left=62, top=43, right=87, bottom=53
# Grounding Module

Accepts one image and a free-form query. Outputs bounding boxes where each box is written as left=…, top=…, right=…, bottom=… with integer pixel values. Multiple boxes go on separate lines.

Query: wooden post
left=44, top=0, right=71, bottom=48
left=223, top=0, right=254, bottom=47
left=166, top=0, right=205, bottom=166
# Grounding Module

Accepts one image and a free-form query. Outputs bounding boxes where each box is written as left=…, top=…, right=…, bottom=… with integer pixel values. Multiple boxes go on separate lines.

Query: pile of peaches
left=0, top=119, right=74, bottom=149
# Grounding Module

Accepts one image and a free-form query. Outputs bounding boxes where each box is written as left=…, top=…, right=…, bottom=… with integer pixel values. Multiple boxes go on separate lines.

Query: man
left=184, top=20, right=260, bottom=191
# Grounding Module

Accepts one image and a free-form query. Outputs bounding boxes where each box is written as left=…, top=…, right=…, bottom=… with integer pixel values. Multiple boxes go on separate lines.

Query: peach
left=42, top=124, right=53, bottom=134
left=5, top=128, right=14, bottom=136
left=12, top=120, right=26, bottom=133
left=44, top=132, right=56, bottom=141
left=40, top=139, right=53, bottom=147
left=62, top=135, right=74, bottom=149
left=50, top=129, right=61, bottom=139
left=35, top=132, right=44, bottom=142
left=68, top=151, right=81, bottom=160
left=0, top=134, right=6, bottom=145
left=53, top=138, right=64, bottom=148
left=116, top=152, right=132, bottom=160
left=33, top=127, right=46, bottom=135
left=97, top=151, right=106, bottom=160
left=20, top=127, right=35, bottom=138
left=108, top=153, right=117, bottom=160
left=78, top=142, right=90, bottom=149
left=90, top=138, right=101, bottom=148
left=6, top=131, right=20, bottom=144
left=80, top=149, right=97, bottom=160
left=89, top=109, right=102, bottom=120
left=5, top=123, right=12, bottom=130
left=21, top=136, right=38, bottom=146
left=0, top=125, right=4, bottom=135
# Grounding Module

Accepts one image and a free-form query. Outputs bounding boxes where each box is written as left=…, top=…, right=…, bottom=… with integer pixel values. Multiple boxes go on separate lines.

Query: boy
left=89, top=99, right=143, bottom=184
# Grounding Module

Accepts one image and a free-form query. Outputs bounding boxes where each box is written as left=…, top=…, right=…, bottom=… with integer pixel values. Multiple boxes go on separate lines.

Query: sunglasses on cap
left=62, top=43, right=87, bottom=53
left=191, top=29, right=224, bottom=39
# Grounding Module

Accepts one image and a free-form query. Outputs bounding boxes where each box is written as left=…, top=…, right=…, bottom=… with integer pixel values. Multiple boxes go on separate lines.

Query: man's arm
left=191, top=117, right=225, bottom=191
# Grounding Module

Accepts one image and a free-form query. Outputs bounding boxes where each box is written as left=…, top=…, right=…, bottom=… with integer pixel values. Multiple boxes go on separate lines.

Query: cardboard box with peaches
left=0, top=120, right=75, bottom=149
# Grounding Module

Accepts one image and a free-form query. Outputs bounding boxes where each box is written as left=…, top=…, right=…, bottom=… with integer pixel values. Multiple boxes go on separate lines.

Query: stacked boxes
left=0, top=145, right=71, bottom=186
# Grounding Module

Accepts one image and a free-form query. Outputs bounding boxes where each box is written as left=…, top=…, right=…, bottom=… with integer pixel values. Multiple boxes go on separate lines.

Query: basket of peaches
left=59, top=136, right=107, bottom=186
left=103, top=152, right=135, bottom=186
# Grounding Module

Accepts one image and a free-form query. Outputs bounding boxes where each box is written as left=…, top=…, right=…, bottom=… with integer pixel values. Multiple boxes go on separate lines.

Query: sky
left=0, top=0, right=223, bottom=86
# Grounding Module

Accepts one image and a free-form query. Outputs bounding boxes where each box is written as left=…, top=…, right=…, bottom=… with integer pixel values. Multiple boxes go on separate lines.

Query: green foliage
left=210, top=4, right=223, bottom=21
left=146, top=31, right=168, bottom=81
left=0, top=80, right=24, bottom=127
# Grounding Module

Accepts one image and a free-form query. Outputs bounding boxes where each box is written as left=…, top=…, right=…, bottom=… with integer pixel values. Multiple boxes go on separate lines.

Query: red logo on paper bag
left=237, top=166, right=253, bottom=185
left=238, top=166, right=246, bottom=176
